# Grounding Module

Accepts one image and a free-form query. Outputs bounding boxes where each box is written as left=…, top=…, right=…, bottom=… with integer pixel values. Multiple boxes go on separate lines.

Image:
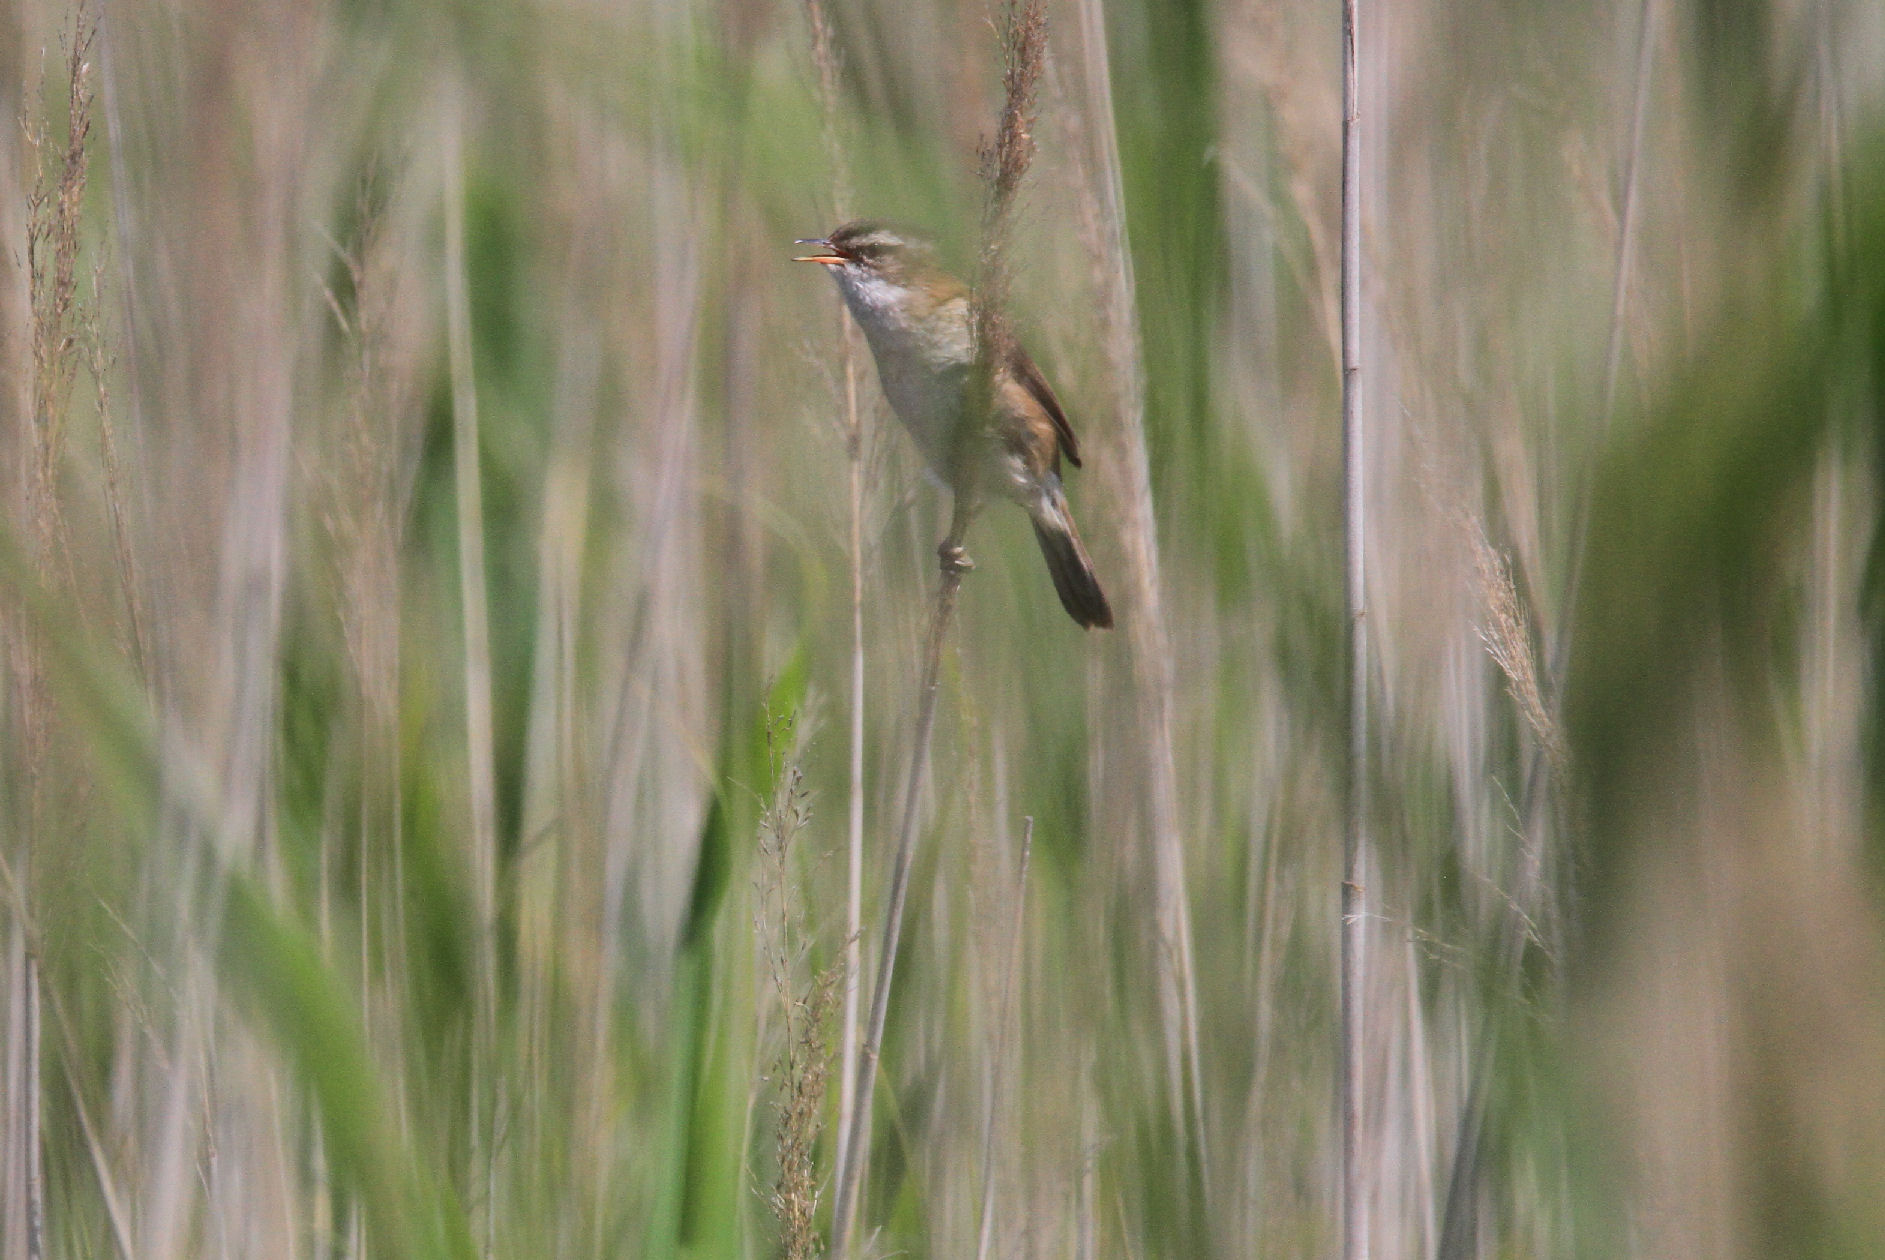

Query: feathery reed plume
left=772, top=963, right=841, bottom=1260
left=26, top=9, right=95, bottom=578
left=753, top=717, right=842, bottom=1260
left=803, top=0, right=852, bottom=212
left=315, top=168, right=427, bottom=1054
left=1436, top=510, right=1569, bottom=1260
left=1467, top=524, right=1565, bottom=788
left=10, top=13, right=98, bottom=1259
left=970, top=0, right=1045, bottom=376
left=20, top=2, right=97, bottom=822
left=828, top=6, right=1048, bottom=1255
left=322, top=179, right=410, bottom=741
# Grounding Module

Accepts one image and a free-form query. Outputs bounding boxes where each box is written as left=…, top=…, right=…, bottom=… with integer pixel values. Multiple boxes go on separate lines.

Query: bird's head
left=793, top=221, right=953, bottom=296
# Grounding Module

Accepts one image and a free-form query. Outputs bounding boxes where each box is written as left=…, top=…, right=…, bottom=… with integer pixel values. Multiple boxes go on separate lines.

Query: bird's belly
left=860, top=323, right=1035, bottom=506
left=870, top=343, right=968, bottom=481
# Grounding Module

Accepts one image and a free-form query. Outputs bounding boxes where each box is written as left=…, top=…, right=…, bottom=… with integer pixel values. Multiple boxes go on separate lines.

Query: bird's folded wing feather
left=1007, top=344, right=1082, bottom=468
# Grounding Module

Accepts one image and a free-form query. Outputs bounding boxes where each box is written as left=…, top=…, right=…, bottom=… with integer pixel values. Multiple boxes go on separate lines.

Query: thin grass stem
left=827, top=545, right=966, bottom=1260
left=1339, top=0, right=1369, bottom=1256
left=26, top=954, right=44, bottom=1260
left=799, top=0, right=870, bottom=1229
left=974, top=817, right=1033, bottom=1260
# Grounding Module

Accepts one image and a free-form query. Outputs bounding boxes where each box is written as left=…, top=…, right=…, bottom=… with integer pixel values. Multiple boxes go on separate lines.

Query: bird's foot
left=938, top=540, right=976, bottom=574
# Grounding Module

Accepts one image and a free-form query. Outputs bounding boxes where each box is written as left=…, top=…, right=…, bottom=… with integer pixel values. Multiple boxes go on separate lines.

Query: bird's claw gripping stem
left=937, top=540, right=975, bottom=574
left=938, top=493, right=978, bottom=575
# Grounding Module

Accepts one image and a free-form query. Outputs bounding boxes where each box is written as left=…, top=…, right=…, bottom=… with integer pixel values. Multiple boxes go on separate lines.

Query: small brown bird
left=795, top=222, right=1112, bottom=629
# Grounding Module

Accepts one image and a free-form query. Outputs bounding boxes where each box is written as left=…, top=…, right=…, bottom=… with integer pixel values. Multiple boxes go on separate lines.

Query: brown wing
left=1007, top=344, right=1082, bottom=468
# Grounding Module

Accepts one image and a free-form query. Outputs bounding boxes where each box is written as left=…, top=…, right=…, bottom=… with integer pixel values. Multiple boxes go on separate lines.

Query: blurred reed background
left=2, top=0, right=1884, bottom=1256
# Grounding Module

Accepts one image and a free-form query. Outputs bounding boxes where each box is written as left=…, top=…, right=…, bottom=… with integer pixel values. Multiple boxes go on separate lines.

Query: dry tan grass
left=0, top=1, right=1880, bottom=1257
left=9, top=13, right=97, bottom=1260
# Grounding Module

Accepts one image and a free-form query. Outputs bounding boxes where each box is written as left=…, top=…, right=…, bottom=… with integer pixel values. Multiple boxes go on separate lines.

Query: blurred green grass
left=2, top=1, right=1885, bottom=1258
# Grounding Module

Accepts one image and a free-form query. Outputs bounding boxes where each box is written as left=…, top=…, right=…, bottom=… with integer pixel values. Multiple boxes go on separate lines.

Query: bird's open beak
left=792, top=238, right=846, bottom=265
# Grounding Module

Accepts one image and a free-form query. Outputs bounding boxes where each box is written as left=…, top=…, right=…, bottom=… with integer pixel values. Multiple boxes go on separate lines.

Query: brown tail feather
left=1031, top=506, right=1113, bottom=629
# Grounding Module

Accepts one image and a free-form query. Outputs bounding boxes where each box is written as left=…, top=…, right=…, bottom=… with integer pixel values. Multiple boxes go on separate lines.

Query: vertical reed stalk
left=837, top=344, right=865, bottom=1207
left=443, top=89, right=500, bottom=1257
left=445, top=93, right=499, bottom=992
left=1529, top=0, right=1658, bottom=761
left=48, top=990, right=134, bottom=1259
left=1526, top=0, right=1657, bottom=745
left=798, top=2, right=869, bottom=1232
left=1527, top=0, right=1659, bottom=711
left=974, top=817, right=1033, bottom=1260
left=92, top=9, right=152, bottom=687
left=1072, top=0, right=1208, bottom=1172
left=1604, top=0, right=1658, bottom=419
left=89, top=289, right=148, bottom=684
left=1339, top=0, right=1368, bottom=1257
left=25, top=956, right=43, bottom=1260
left=827, top=549, right=964, bottom=1259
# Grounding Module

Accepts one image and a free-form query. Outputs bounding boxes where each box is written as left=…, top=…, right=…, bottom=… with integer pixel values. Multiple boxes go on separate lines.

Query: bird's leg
left=938, top=493, right=978, bottom=574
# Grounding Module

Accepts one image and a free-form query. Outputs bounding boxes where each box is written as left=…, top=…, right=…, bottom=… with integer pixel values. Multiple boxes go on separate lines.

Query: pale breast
left=840, top=277, right=973, bottom=480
